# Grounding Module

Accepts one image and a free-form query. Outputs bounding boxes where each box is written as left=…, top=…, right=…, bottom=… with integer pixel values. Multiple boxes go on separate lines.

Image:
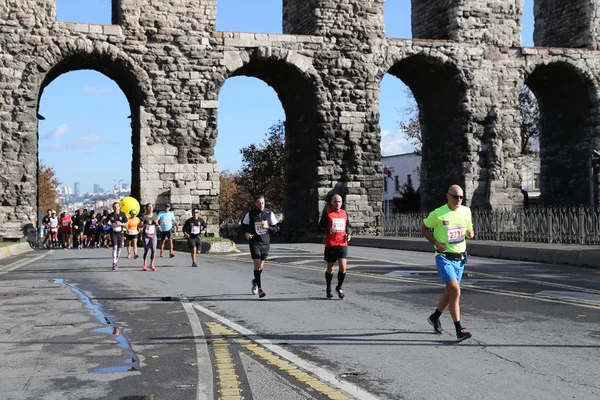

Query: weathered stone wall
left=1, top=0, right=600, bottom=239
left=413, top=0, right=522, bottom=47
left=534, top=0, right=591, bottom=48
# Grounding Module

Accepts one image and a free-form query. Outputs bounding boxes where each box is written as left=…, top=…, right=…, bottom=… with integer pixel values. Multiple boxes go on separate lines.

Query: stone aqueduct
left=1, top=0, right=600, bottom=239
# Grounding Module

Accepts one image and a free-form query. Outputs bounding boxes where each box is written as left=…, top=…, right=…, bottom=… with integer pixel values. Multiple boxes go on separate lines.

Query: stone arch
left=380, top=51, right=469, bottom=210
left=216, top=48, right=322, bottom=235
left=20, top=40, right=151, bottom=204
left=524, top=61, right=599, bottom=205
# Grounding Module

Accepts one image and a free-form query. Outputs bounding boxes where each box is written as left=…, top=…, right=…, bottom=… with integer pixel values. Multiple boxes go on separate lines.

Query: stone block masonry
left=0, top=0, right=599, bottom=239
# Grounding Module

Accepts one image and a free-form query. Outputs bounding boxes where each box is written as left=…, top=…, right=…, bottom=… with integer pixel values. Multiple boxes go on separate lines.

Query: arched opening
left=36, top=53, right=145, bottom=218
left=379, top=74, right=421, bottom=215
left=384, top=54, right=467, bottom=211
left=525, top=62, right=597, bottom=205
left=217, top=0, right=282, bottom=33
left=216, top=77, right=284, bottom=229
left=521, top=0, right=534, bottom=46
left=217, top=52, right=319, bottom=237
left=56, top=0, right=112, bottom=24
left=383, top=0, right=411, bottom=39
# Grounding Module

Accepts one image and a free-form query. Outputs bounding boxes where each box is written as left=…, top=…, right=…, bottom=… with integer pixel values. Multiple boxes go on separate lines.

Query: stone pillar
left=534, top=0, right=597, bottom=49
left=412, top=0, right=522, bottom=47
left=283, top=0, right=385, bottom=39
left=0, top=0, right=56, bottom=239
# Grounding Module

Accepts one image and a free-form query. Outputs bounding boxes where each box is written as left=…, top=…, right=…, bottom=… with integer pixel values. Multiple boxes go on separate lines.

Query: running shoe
left=428, top=316, right=443, bottom=334
left=112, top=263, right=118, bottom=271
left=169, top=253, right=175, bottom=258
left=150, top=264, right=156, bottom=271
left=134, top=254, right=139, bottom=259
left=326, top=289, right=333, bottom=299
left=142, top=264, right=147, bottom=271
left=258, top=288, right=266, bottom=298
left=192, top=262, right=197, bottom=268
left=127, top=253, right=131, bottom=259
left=159, top=251, right=164, bottom=257
left=456, top=328, right=472, bottom=342
left=251, top=279, right=258, bottom=295
left=335, top=286, right=345, bottom=299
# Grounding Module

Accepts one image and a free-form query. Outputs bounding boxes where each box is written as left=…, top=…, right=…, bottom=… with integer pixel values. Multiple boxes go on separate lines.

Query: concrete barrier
left=0, top=242, right=33, bottom=260
left=351, top=236, right=600, bottom=269
left=173, top=238, right=238, bottom=254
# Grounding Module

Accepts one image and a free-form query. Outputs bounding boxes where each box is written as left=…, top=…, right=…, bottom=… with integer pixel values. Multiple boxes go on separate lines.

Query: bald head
left=331, top=194, right=343, bottom=211
left=446, top=185, right=464, bottom=210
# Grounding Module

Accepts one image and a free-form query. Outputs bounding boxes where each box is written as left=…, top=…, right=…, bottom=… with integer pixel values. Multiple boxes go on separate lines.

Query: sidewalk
left=352, top=236, right=600, bottom=269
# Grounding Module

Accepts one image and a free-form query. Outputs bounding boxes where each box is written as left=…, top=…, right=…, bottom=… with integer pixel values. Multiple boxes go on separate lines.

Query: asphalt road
left=0, top=243, right=599, bottom=400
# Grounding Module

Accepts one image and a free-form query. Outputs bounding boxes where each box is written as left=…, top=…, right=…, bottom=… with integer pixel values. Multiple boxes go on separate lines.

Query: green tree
left=38, top=162, right=61, bottom=214
left=519, top=86, right=540, bottom=154
left=238, top=121, right=286, bottom=212
left=392, top=175, right=420, bottom=212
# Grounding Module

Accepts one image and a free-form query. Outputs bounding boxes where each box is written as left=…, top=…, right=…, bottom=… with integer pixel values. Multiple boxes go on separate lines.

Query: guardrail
left=383, top=206, right=600, bottom=244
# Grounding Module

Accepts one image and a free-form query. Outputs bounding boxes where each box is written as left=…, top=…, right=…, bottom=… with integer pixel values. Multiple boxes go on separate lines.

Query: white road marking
left=182, top=302, right=213, bottom=400
left=0, top=253, right=48, bottom=275
left=192, top=303, right=380, bottom=400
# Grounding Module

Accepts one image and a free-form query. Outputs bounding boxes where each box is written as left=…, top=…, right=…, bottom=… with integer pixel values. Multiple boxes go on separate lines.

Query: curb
left=0, top=242, right=33, bottom=260
left=173, top=238, right=238, bottom=254
left=351, top=237, right=600, bottom=269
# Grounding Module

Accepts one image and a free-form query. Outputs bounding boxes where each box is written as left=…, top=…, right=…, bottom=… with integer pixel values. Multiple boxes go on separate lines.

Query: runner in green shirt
left=421, top=184, right=474, bottom=342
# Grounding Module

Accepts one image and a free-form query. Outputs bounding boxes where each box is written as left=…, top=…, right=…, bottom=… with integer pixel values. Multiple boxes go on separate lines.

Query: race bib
left=146, top=225, right=155, bottom=237
left=128, top=229, right=137, bottom=235
left=112, top=224, right=122, bottom=233
left=332, top=218, right=346, bottom=233
left=192, top=226, right=200, bottom=235
left=62, top=221, right=69, bottom=227
left=255, top=221, right=267, bottom=235
left=448, top=226, right=465, bottom=244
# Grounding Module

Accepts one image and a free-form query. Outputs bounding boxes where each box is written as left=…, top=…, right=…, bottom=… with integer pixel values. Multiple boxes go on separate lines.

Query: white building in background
left=382, top=152, right=420, bottom=215
left=381, top=152, right=541, bottom=214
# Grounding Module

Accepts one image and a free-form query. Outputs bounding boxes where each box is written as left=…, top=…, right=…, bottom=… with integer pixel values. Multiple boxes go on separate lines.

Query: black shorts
left=125, top=234, right=138, bottom=242
left=187, top=236, right=202, bottom=250
left=324, top=246, right=348, bottom=263
left=160, top=230, right=173, bottom=240
left=249, top=242, right=269, bottom=260
left=110, top=231, right=124, bottom=247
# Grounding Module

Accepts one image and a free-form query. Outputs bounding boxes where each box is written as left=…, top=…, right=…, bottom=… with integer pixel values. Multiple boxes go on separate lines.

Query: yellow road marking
left=205, top=322, right=244, bottom=400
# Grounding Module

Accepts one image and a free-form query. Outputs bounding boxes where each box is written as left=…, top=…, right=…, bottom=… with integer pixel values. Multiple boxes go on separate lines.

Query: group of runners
left=41, top=183, right=473, bottom=342
left=240, top=185, right=474, bottom=342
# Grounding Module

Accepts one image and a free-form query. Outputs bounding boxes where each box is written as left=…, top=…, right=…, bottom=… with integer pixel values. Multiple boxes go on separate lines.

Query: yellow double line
left=206, top=321, right=354, bottom=400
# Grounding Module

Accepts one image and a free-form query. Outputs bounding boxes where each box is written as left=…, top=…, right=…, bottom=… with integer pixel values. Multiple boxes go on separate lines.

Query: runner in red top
left=319, top=194, right=352, bottom=299
left=58, top=211, right=72, bottom=249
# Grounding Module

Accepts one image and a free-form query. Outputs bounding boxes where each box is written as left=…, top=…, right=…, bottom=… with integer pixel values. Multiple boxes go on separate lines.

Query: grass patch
left=203, top=236, right=231, bottom=243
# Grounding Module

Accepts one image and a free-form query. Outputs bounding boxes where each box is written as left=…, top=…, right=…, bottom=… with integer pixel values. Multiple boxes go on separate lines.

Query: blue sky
left=39, top=0, right=534, bottom=193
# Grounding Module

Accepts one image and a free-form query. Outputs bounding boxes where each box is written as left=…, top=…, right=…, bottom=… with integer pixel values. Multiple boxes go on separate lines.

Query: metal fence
left=382, top=206, right=600, bottom=244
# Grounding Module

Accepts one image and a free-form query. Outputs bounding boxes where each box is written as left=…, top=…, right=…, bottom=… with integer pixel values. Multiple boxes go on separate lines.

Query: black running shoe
left=335, top=286, right=345, bottom=299
left=326, top=289, right=333, bottom=299
left=427, top=316, right=443, bottom=334
left=251, top=279, right=258, bottom=295
left=258, top=289, right=266, bottom=298
left=456, top=328, right=472, bottom=342
left=192, top=262, right=197, bottom=268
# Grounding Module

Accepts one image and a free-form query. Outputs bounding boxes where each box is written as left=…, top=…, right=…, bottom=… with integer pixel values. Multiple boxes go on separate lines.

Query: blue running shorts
left=435, top=254, right=465, bottom=283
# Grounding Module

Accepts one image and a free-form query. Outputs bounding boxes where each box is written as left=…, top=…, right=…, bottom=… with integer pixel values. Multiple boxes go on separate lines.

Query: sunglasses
left=448, top=194, right=464, bottom=200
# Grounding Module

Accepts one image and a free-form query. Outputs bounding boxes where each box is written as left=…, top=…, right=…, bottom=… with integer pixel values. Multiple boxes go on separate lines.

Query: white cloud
left=47, top=133, right=101, bottom=151
left=84, top=86, right=114, bottom=96
left=380, top=129, right=417, bottom=156
left=40, top=123, right=69, bottom=140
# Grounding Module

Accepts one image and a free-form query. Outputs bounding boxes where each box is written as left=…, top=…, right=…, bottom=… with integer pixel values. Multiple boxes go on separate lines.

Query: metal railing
left=382, top=206, right=600, bottom=244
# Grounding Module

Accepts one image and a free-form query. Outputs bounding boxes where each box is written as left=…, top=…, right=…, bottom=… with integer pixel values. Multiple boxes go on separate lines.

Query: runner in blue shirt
left=157, top=203, right=178, bottom=258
